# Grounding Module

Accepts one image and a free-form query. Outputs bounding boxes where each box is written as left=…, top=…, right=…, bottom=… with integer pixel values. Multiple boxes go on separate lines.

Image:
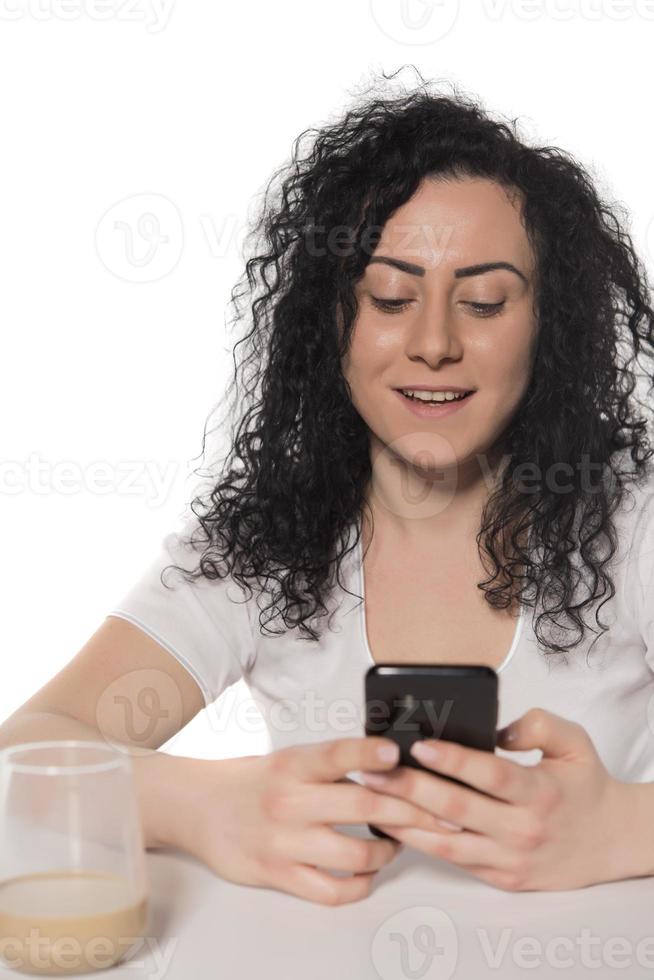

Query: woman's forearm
left=611, top=779, right=654, bottom=881
left=0, top=710, right=207, bottom=852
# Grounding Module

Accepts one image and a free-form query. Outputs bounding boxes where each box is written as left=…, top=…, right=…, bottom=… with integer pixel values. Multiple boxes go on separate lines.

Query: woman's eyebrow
left=367, top=255, right=528, bottom=285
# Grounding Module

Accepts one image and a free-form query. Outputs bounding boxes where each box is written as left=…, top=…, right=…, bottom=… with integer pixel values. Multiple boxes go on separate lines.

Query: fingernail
left=439, top=819, right=463, bottom=832
left=410, top=740, right=439, bottom=764
left=377, top=742, right=400, bottom=763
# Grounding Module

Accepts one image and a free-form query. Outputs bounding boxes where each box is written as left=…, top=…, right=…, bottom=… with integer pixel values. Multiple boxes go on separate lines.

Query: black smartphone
left=364, top=664, right=498, bottom=840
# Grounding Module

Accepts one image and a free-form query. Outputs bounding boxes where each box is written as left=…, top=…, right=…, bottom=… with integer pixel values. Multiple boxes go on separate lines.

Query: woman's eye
left=370, top=296, right=412, bottom=313
left=370, top=296, right=506, bottom=317
left=464, top=301, right=506, bottom=317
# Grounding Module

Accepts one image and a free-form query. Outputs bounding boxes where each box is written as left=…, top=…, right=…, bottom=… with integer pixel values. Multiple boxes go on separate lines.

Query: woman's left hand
left=361, top=707, right=643, bottom=892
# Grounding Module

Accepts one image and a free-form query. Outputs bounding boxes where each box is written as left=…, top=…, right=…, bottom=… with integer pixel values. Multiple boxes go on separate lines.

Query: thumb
left=497, top=708, right=593, bottom=760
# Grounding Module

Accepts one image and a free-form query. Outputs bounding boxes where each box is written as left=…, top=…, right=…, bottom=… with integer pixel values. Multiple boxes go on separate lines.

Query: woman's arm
left=0, top=614, right=219, bottom=853
left=0, top=708, right=210, bottom=852
left=616, top=780, right=654, bottom=880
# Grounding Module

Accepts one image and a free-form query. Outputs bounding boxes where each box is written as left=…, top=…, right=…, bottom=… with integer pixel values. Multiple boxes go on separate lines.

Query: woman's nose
left=404, top=307, right=463, bottom=365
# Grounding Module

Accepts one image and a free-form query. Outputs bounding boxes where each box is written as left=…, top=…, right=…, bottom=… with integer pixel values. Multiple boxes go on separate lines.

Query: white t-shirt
left=107, top=467, right=654, bottom=781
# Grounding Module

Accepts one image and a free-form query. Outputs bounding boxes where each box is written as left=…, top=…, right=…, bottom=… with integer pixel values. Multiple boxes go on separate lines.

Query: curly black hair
left=163, top=66, right=654, bottom=658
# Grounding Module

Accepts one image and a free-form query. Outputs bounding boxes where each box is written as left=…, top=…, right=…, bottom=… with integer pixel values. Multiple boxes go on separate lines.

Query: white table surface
left=3, top=825, right=654, bottom=979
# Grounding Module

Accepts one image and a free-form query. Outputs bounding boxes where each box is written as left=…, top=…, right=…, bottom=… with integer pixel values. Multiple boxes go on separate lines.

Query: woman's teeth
left=400, top=389, right=470, bottom=403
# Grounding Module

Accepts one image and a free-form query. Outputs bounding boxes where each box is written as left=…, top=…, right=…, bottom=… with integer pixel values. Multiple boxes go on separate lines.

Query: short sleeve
left=106, top=518, right=254, bottom=708
left=627, top=481, right=654, bottom=672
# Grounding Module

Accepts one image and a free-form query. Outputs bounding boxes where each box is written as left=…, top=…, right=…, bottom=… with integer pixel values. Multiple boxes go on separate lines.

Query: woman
left=4, top=69, right=654, bottom=905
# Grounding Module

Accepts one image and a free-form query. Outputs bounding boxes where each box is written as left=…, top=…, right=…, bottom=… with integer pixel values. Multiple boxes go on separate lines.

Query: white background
left=1, top=0, right=653, bottom=760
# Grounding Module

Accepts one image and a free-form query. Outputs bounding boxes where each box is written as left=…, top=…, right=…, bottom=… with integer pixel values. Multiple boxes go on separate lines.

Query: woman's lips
left=393, top=388, right=475, bottom=419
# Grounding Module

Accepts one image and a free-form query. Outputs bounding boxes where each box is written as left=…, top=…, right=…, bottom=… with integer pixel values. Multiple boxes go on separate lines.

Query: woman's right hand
left=185, top=736, right=444, bottom=906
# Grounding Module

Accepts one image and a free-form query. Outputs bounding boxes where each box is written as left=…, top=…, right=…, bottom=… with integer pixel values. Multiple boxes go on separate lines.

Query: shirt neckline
left=354, top=524, right=525, bottom=675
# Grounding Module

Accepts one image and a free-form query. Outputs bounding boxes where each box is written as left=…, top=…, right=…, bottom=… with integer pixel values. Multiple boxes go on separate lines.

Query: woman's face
left=341, top=176, right=539, bottom=478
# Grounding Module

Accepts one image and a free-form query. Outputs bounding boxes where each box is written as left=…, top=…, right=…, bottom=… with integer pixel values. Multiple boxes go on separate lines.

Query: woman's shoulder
left=612, top=454, right=654, bottom=535
left=605, top=455, right=654, bottom=607
left=159, top=514, right=252, bottom=599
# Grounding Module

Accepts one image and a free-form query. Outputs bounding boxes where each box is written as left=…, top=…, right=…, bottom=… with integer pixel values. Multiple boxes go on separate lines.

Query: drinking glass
left=0, top=739, right=149, bottom=975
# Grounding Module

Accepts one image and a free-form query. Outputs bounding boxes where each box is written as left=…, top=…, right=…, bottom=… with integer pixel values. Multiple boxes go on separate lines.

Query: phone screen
left=364, top=664, right=498, bottom=839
